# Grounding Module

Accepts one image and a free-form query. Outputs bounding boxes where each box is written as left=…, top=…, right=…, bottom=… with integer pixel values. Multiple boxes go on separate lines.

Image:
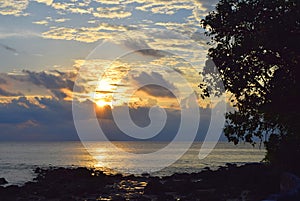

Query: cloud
left=3, top=70, right=77, bottom=100
left=93, top=0, right=120, bottom=5
left=0, top=71, right=224, bottom=142
left=0, top=30, right=41, bottom=39
left=0, top=95, right=215, bottom=141
left=135, top=1, right=194, bottom=15
left=121, top=38, right=151, bottom=51
left=51, top=2, right=93, bottom=14
left=155, top=21, right=198, bottom=36
left=33, top=20, right=48, bottom=25
left=93, top=6, right=132, bottom=19
left=95, top=90, right=113, bottom=94
left=54, top=18, right=70, bottom=23
left=138, top=84, right=176, bottom=98
left=135, top=49, right=167, bottom=58
left=0, top=0, right=28, bottom=16
left=94, top=104, right=213, bottom=141
left=0, top=43, right=19, bottom=55
left=32, top=17, right=70, bottom=26
left=34, top=0, right=53, bottom=6
left=0, top=87, right=23, bottom=96
left=42, top=26, right=107, bottom=43
left=51, top=2, right=70, bottom=10
left=0, top=97, right=78, bottom=141
left=132, top=71, right=177, bottom=98
left=20, top=70, right=75, bottom=100
left=23, top=70, right=74, bottom=90
left=0, top=77, right=7, bottom=84
left=42, top=23, right=129, bottom=43
left=68, top=7, right=93, bottom=14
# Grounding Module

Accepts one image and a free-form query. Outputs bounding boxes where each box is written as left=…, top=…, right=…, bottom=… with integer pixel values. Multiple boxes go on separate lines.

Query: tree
left=200, top=0, right=299, bottom=172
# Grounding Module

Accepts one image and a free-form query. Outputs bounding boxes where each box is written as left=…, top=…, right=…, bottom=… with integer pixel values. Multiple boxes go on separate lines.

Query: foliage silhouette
left=200, top=0, right=299, bottom=172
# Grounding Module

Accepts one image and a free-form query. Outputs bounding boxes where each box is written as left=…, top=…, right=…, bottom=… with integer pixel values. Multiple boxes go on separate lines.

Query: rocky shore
left=0, top=163, right=283, bottom=201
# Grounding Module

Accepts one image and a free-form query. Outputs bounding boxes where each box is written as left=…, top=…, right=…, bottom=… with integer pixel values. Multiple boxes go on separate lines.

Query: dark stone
left=0, top=178, right=8, bottom=185
left=264, top=172, right=300, bottom=201
left=111, top=195, right=126, bottom=201
left=130, top=195, right=151, bottom=201
left=144, top=179, right=166, bottom=195
left=60, top=195, right=74, bottom=201
left=5, top=185, right=20, bottom=194
left=156, top=194, right=175, bottom=201
left=141, top=173, right=150, bottom=177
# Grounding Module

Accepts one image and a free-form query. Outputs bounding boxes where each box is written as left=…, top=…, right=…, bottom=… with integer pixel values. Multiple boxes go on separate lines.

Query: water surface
left=0, top=141, right=266, bottom=185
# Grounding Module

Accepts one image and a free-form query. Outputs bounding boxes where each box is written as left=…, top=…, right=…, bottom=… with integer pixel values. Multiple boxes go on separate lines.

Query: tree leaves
left=201, top=0, right=300, bottom=168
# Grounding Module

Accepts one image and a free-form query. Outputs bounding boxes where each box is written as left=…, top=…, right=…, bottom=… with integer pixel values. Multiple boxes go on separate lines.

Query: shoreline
left=0, top=162, right=280, bottom=201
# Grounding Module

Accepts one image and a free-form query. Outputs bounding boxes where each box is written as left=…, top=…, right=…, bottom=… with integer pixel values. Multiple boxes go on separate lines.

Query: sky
left=0, top=0, right=227, bottom=141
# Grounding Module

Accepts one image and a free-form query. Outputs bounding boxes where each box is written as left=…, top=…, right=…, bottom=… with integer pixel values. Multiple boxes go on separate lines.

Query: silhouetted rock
left=263, top=172, right=300, bottom=201
left=0, top=178, right=8, bottom=185
left=156, top=194, right=175, bottom=201
left=144, top=179, right=166, bottom=195
left=111, top=195, right=126, bottom=201
left=0, top=163, right=283, bottom=201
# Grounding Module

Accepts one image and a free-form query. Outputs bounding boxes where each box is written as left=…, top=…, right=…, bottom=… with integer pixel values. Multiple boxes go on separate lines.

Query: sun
left=96, top=99, right=109, bottom=107
left=93, top=79, right=115, bottom=107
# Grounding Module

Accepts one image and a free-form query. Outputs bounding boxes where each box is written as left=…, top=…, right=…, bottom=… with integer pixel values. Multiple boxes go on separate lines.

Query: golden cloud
left=93, top=6, right=131, bottom=19
left=51, top=2, right=93, bottom=14
left=54, top=18, right=70, bottom=23
left=0, top=0, right=28, bottom=16
left=93, top=0, right=121, bottom=5
left=34, top=0, right=53, bottom=6
left=33, top=20, right=48, bottom=25
left=42, top=23, right=128, bottom=43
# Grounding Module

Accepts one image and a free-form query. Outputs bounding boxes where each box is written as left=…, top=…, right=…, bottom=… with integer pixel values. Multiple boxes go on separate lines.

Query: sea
left=0, top=141, right=266, bottom=186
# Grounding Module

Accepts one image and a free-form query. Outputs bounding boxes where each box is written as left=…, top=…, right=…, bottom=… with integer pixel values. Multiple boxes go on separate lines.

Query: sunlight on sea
left=0, top=141, right=266, bottom=185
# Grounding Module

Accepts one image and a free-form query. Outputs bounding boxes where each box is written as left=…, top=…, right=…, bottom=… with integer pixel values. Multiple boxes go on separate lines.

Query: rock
left=60, top=195, right=74, bottom=201
left=144, top=179, right=166, bottom=195
left=0, top=178, right=8, bottom=185
left=141, top=172, right=150, bottom=178
left=156, top=194, right=175, bottom=201
left=3, top=185, right=20, bottom=198
left=280, top=172, right=300, bottom=193
left=111, top=195, right=126, bottom=201
left=130, top=195, right=151, bottom=201
left=263, top=172, right=300, bottom=201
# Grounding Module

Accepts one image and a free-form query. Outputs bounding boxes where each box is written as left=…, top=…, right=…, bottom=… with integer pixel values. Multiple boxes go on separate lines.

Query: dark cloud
left=139, top=84, right=175, bottom=98
left=94, top=105, right=215, bottom=142
left=132, top=71, right=177, bottom=98
left=0, top=77, right=7, bottom=84
left=123, top=38, right=150, bottom=51
left=134, top=71, right=176, bottom=89
left=0, top=95, right=227, bottom=141
left=190, top=31, right=210, bottom=45
left=0, top=43, right=19, bottom=55
left=7, top=70, right=78, bottom=100
left=110, top=83, right=128, bottom=87
left=51, top=89, right=68, bottom=99
left=0, top=66, right=226, bottom=142
left=135, top=49, right=167, bottom=58
left=0, top=97, right=77, bottom=141
left=23, top=70, right=74, bottom=90
left=0, top=87, right=23, bottom=96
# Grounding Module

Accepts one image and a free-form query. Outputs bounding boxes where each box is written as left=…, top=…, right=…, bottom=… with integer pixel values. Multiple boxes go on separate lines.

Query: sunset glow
left=96, top=99, right=110, bottom=107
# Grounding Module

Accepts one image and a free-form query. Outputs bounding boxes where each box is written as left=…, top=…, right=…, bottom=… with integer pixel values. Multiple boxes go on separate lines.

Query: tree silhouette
left=200, top=0, right=299, bottom=172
